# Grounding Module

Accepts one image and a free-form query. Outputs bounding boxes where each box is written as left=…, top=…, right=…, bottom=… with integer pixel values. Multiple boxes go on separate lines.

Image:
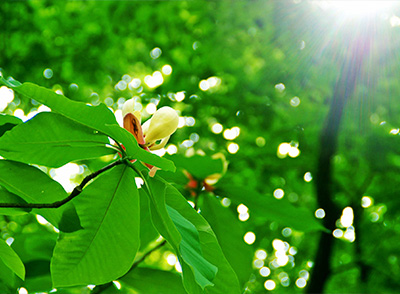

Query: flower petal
left=144, top=107, right=179, bottom=143
left=123, top=113, right=145, bottom=145
left=149, top=136, right=170, bottom=150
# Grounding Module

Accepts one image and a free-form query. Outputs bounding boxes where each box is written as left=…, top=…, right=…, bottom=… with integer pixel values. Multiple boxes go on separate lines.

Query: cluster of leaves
left=0, top=75, right=324, bottom=293
left=0, top=77, right=238, bottom=293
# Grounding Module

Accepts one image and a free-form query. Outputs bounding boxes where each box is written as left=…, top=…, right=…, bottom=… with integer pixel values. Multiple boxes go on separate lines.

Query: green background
left=1, top=1, right=400, bottom=293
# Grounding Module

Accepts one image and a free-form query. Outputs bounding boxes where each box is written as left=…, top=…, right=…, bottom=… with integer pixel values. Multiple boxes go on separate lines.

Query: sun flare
left=314, top=1, right=396, bottom=18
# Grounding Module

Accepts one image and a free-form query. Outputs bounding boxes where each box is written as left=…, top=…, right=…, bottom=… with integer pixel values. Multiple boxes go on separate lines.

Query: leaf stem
left=0, top=159, right=124, bottom=209
left=124, top=159, right=153, bottom=198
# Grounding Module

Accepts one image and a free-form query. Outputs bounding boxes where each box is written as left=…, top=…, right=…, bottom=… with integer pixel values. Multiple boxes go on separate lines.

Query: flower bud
left=143, top=107, right=179, bottom=144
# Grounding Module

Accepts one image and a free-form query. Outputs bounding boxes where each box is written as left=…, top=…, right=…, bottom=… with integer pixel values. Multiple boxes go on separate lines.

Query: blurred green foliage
left=1, top=0, right=400, bottom=293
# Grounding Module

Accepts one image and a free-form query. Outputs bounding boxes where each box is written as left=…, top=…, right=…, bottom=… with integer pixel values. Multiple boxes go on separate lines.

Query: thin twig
left=0, top=159, right=124, bottom=209
left=124, top=159, right=153, bottom=199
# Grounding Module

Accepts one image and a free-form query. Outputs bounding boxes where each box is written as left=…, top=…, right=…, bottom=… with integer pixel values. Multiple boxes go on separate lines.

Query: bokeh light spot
left=315, top=208, right=326, bottom=219
left=237, top=204, right=248, bottom=214
left=211, top=123, right=223, bottom=134
left=296, top=278, right=307, bottom=288
left=260, top=266, right=271, bottom=277
left=275, top=83, right=285, bottom=92
left=254, top=259, right=264, bottom=269
left=340, top=207, right=354, bottom=227
left=273, top=188, right=285, bottom=199
left=282, top=227, right=292, bottom=237
left=113, top=281, right=121, bottom=290
left=333, top=229, right=344, bottom=238
left=264, top=280, right=276, bottom=291
left=199, top=80, right=210, bottom=91
left=150, top=47, right=162, bottom=59
left=239, top=212, right=250, bottom=222
left=227, top=143, right=239, bottom=154
left=145, top=103, right=157, bottom=115
left=129, top=78, right=141, bottom=89
left=18, top=288, right=28, bottom=294
left=304, top=172, right=312, bottom=182
left=0, top=87, right=14, bottom=111
left=288, top=146, right=300, bottom=158
left=162, top=64, right=172, bottom=75
left=290, top=96, right=301, bottom=107
left=43, top=68, right=53, bottom=79
left=175, top=91, right=186, bottom=102
left=256, top=249, right=268, bottom=260
left=256, top=136, right=266, bottom=147
left=144, top=71, right=164, bottom=88
left=361, top=196, right=373, bottom=208
left=244, top=232, right=256, bottom=245
left=221, top=198, right=231, bottom=207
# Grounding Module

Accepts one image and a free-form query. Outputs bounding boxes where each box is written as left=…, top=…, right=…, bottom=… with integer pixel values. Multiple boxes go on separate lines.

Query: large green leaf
left=145, top=176, right=241, bottom=294
left=142, top=177, right=213, bottom=293
left=0, top=238, right=25, bottom=280
left=217, top=180, right=327, bottom=232
left=51, top=164, right=140, bottom=287
left=0, top=160, right=76, bottom=228
left=164, top=185, right=241, bottom=294
left=0, top=114, right=22, bottom=137
left=167, top=205, right=217, bottom=288
left=0, top=78, right=175, bottom=172
left=139, top=190, right=160, bottom=251
left=0, top=112, right=116, bottom=167
left=120, top=267, right=187, bottom=294
left=200, top=194, right=252, bottom=288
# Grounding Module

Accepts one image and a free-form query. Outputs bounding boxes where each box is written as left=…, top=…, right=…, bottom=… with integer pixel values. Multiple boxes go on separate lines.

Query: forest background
left=1, top=1, right=400, bottom=293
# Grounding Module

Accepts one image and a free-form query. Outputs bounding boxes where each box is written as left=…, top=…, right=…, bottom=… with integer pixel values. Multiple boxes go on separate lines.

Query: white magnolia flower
left=122, top=99, right=178, bottom=150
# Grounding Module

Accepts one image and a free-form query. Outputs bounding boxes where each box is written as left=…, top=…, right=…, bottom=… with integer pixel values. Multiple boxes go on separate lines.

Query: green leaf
left=0, top=160, right=73, bottom=227
left=0, top=114, right=22, bottom=126
left=166, top=154, right=224, bottom=180
left=51, top=164, right=140, bottom=287
left=145, top=176, right=241, bottom=294
left=167, top=205, right=217, bottom=288
left=0, top=114, right=22, bottom=137
left=0, top=112, right=116, bottom=167
left=0, top=238, right=25, bottom=280
left=0, top=77, right=175, bottom=172
left=200, top=194, right=252, bottom=287
left=142, top=177, right=213, bottom=293
left=0, top=255, right=18, bottom=291
left=164, top=185, right=241, bottom=294
left=58, top=204, right=83, bottom=233
left=0, top=186, right=31, bottom=216
left=120, top=267, right=187, bottom=294
left=139, top=190, right=160, bottom=251
left=217, top=181, right=327, bottom=232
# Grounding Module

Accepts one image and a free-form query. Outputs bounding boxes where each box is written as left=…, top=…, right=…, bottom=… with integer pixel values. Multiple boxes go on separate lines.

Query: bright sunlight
left=314, top=1, right=396, bottom=18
